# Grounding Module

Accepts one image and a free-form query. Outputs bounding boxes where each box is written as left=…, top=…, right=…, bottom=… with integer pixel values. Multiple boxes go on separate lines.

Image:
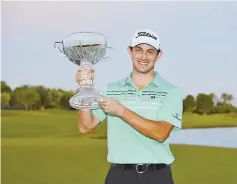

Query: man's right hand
left=76, top=67, right=94, bottom=86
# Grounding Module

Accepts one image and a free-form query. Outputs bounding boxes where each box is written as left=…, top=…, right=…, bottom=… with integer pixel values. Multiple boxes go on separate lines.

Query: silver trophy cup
left=54, top=32, right=108, bottom=109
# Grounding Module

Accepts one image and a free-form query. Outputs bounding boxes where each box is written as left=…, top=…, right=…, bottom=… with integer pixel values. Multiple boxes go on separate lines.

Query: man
left=76, top=29, right=183, bottom=184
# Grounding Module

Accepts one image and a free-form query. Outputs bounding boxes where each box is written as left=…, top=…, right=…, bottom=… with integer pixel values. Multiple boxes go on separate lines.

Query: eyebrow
left=134, top=46, right=156, bottom=52
left=147, top=49, right=156, bottom=52
left=134, top=46, right=142, bottom=49
left=135, top=46, right=155, bottom=50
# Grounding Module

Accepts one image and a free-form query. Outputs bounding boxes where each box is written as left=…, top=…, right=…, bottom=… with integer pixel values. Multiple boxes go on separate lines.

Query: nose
left=141, top=52, right=148, bottom=60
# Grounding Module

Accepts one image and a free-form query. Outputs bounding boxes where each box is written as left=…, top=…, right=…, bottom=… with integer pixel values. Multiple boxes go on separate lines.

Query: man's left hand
left=97, top=97, right=124, bottom=116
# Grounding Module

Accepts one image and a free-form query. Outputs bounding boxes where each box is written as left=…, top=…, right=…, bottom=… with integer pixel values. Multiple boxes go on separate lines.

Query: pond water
left=169, top=127, right=237, bottom=148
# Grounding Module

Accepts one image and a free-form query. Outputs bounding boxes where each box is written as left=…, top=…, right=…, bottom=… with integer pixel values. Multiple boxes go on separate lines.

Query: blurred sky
left=1, top=1, right=237, bottom=105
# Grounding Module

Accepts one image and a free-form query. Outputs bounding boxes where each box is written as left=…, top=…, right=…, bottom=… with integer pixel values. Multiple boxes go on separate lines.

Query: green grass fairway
left=1, top=110, right=237, bottom=184
left=182, top=112, right=237, bottom=129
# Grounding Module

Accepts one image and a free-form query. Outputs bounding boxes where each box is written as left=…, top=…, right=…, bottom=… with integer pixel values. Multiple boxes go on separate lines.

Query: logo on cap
left=135, top=32, right=157, bottom=40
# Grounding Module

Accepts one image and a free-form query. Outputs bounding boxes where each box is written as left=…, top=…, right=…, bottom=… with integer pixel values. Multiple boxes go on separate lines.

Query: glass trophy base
left=69, top=86, right=102, bottom=110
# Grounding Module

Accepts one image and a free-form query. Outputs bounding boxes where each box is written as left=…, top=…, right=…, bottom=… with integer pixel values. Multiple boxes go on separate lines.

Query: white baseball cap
left=129, top=29, right=160, bottom=50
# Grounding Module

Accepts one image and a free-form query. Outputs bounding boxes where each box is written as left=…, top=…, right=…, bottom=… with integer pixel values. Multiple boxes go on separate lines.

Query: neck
left=131, top=70, right=155, bottom=90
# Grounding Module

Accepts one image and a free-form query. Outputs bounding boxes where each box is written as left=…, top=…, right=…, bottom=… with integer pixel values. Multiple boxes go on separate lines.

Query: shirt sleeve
left=157, top=87, right=183, bottom=130
left=92, top=85, right=107, bottom=122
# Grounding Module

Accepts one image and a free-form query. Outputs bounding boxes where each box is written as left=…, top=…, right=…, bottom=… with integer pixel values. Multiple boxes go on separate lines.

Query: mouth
left=137, top=61, right=149, bottom=66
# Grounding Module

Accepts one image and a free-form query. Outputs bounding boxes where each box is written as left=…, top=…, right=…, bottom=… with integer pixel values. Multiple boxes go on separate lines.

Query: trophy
left=54, top=32, right=108, bottom=110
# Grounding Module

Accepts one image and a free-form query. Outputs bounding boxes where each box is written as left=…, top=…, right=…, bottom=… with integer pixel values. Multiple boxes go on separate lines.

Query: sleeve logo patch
left=172, top=113, right=182, bottom=121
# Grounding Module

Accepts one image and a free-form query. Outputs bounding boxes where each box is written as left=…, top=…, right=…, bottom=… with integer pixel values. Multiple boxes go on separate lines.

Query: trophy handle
left=100, top=46, right=114, bottom=62
left=54, top=41, right=64, bottom=53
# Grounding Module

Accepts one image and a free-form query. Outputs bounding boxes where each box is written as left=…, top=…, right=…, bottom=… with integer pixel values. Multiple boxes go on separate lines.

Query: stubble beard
left=133, top=64, right=155, bottom=74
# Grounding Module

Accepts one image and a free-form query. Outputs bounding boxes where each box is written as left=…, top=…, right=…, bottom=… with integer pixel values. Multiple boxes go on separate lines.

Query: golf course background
left=2, top=1, right=237, bottom=184
left=1, top=109, right=237, bottom=184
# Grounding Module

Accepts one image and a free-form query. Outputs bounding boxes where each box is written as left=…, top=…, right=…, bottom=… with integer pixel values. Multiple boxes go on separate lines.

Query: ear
left=127, top=47, right=132, bottom=57
left=156, top=50, right=163, bottom=60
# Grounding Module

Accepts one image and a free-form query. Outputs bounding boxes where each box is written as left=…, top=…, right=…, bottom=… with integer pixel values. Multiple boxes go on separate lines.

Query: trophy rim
left=61, top=31, right=107, bottom=44
left=56, top=31, right=108, bottom=65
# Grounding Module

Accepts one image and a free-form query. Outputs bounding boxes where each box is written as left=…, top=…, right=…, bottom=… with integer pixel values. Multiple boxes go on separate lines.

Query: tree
left=195, top=93, right=214, bottom=115
left=1, top=81, right=11, bottom=93
left=13, top=87, right=40, bottom=110
left=221, top=93, right=233, bottom=104
left=211, top=93, right=235, bottom=113
left=209, top=93, right=219, bottom=105
left=25, top=89, right=41, bottom=109
left=49, top=88, right=64, bottom=108
left=11, top=85, right=30, bottom=107
left=60, top=91, right=76, bottom=109
left=1, top=92, right=11, bottom=107
left=33, top=86, right=53, bottom=110
left=183, top=95, right=196, bottom=112
left=226, top=94, right=234, bottom=104
left=211, top=104, right=236, bottom=113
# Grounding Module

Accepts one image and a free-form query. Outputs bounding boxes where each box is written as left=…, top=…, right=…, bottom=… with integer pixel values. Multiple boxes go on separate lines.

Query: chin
left=135, top=68, right=153, bottom=74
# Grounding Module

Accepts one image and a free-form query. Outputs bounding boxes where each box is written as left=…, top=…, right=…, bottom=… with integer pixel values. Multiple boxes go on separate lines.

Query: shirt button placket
left=137, top=91, right=142, bottom=102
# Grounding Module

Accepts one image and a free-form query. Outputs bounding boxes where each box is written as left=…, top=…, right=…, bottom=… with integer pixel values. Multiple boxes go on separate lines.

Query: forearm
left=118, top=107, right=173, bottom=142
left=78, top=110, right=95, bottom=133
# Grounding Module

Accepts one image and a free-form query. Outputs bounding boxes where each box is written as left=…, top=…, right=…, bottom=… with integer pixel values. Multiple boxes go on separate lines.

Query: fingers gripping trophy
left=54, top=32, right=108, bottom=110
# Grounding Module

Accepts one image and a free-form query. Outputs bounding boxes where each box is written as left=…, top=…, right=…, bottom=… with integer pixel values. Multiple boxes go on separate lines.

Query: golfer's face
left=130, top=44, right=158, bottom=74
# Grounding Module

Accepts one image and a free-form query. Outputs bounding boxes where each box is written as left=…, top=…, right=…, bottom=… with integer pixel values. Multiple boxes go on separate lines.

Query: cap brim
left=130, top=42, right=159, bottom=50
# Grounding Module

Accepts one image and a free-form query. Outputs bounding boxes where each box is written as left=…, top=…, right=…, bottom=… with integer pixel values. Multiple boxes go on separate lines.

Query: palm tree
left=226, top=94, right=234, bottom=104
left=221, top=93, right=234, bottom=104
left=209, top=93, right=218, bottom=105
left=221, top=93, right=229, bottom=104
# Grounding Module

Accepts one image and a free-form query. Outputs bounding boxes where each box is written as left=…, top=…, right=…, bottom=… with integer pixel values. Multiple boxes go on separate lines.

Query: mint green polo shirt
left=92, top=71, right=183, bottom=164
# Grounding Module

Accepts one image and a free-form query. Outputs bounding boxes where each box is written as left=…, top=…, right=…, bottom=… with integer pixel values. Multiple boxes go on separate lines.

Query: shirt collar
left=123, top=71, right=161, bottom=87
